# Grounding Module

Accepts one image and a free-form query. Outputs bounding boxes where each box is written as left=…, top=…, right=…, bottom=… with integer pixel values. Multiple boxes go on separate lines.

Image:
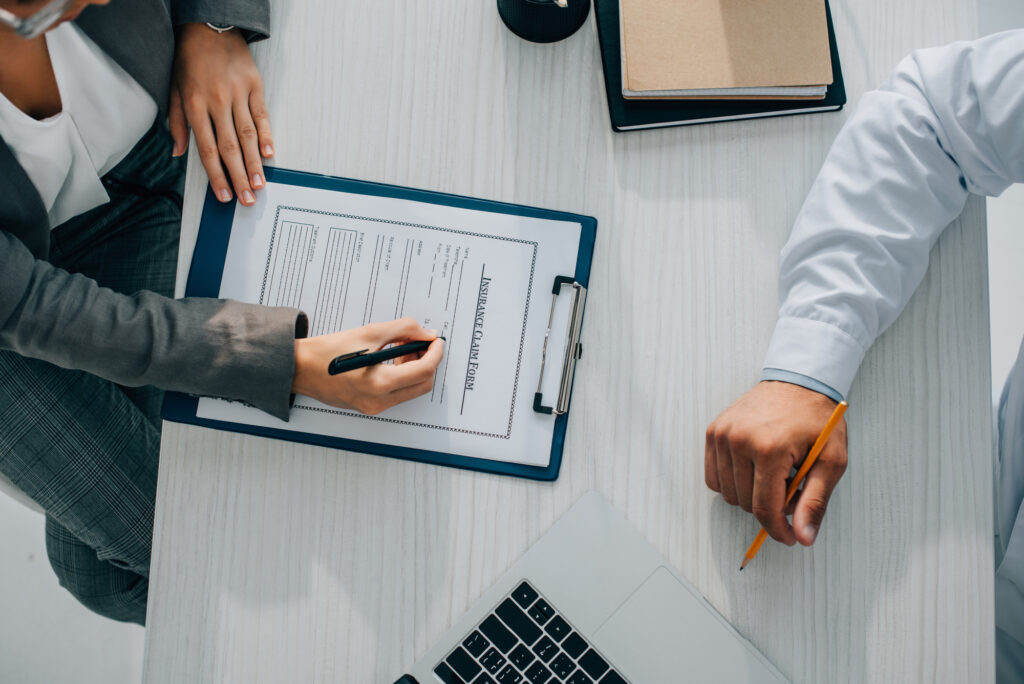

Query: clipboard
left=162, top=167, right=596, bottom=481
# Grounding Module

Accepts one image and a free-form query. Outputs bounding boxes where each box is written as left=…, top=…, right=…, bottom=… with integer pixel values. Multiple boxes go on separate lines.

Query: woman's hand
left=169, top=24, right=274, bottom=207
left=292, top=318, right=446, bottom=415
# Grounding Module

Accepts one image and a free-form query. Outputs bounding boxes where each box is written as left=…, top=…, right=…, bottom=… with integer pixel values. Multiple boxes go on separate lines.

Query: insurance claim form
left=196, top=179, right=583, bottom=467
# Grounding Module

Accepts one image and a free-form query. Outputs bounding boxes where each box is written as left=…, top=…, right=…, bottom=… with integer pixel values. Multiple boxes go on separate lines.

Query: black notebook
left=594, top=0, right=847, bottom=131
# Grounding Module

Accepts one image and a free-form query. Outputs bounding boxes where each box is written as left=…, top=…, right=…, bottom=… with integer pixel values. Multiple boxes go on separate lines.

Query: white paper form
left=196, top=181, right=583, bottom=467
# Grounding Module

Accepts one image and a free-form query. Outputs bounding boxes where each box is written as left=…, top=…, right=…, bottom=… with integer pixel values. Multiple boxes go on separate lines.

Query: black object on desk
left=593, top=0, right=846, bottom=131
left=497, top=0, right=591, bottom=43
left=327, top=338, right=443, bottom=375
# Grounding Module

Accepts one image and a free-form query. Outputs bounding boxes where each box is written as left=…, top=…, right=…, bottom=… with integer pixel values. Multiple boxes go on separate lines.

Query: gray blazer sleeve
left=170, top=0, right=270, bottom=42
left=0, top=230, right=304, bottom=421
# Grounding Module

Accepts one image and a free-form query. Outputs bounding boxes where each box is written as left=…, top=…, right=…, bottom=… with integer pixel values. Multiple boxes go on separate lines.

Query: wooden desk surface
left=143, top=1, right=993, bottom=682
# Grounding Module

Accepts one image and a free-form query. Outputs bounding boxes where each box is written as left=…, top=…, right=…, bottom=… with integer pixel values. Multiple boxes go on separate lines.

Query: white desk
left=143, top=1, right=994, bottom=682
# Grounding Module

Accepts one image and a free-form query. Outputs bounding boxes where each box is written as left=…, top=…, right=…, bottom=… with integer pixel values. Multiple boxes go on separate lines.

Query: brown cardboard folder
left=621, top=0, right=833, bottom=99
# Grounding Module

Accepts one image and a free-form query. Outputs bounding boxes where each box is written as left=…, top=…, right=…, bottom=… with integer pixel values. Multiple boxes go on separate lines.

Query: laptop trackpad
left=591, top=566, right=783, bottom=683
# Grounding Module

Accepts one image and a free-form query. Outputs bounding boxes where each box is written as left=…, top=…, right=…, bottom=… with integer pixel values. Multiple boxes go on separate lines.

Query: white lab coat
left=998, top=340, right=1024, bottom=680
left=756, top=30, right=1024, bottom=679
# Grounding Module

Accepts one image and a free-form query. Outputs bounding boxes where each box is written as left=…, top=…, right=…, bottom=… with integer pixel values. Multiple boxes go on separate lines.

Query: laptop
left=396, top=492, right=788, bottom=684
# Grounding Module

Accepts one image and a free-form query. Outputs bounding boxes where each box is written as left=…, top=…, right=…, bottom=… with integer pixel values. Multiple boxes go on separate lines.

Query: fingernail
left=427, top=329, right=439, bottom=338
left=263, top=144, right=274, bottom=157
left=218, top=188, right=232, bottom=202
left=803, top=524, right=818, bottom=544
left=242, top=190, right=255, bottom=204
left=171, top=144, right=182, bottom=157
left=252, top=173, right=264, bottom=188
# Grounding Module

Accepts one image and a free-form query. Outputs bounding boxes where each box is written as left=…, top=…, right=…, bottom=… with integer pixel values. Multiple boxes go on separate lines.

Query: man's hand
left=705, top=381, right=847, bottom=546
left=292, top=318, right=445, bottom=415
left=170, top=24, right=274, bottom=207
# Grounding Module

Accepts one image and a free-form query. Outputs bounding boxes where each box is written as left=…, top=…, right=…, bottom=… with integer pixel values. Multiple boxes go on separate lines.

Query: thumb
left=168, top=86, right=189, bottom=157
left=791, top=452, right=843, bottom=546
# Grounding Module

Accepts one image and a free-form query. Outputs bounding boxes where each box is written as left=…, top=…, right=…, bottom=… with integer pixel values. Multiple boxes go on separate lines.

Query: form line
left=438, top=258, right=466, bottom=405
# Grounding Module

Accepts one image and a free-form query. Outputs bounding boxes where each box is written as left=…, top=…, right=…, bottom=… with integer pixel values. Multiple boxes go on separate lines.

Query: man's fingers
left=234, top=100, right=265, bottom=191
left=704, top=383, right=850, bottom=552
left=704, top=425, right=721, bottom=492
left=213, top=109, right=255, bottom=206
left=250, top=88, right=274, bottom=158
left=784, top=492, right=799, bottom=517
left=714, top=437, right=738, bottom=506
left=168, top=87, right=189, bottom=157
left=790, top=473, right=830, bottom=546
left=752, top=463, right=797, bottom=546
left=731, top=451, right=755, bottom=513
left=792, top=442, right=847, bottom=546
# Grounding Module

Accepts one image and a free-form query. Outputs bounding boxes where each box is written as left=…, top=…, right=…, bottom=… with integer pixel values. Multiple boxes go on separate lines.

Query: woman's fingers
left=173, top=25, right=272, bottom=203
left=234, top=100, right=265, bottom=191
left=376, top=339, right=444, bottom=389
left=358, top=378, right=436, bottom=415
left=249, top=87, right=274, bottom=159
left=389, top=338, right=429, bottom=366
left=367, top=317, right=438, bottom=348
left=168, top=87, right=189, bottom=157
left=186, top=105, right=233, bottom=203
left=185, top=95, right=263, bottom=204
left=213, top=107, right=255, bottom=206
left=292, top=320, right=445, bottom=414
left=385, top=378, right=437, bottom=407
left=349, top=338, right=443, bottom=413
left=392, top=350, right=420, bottom=366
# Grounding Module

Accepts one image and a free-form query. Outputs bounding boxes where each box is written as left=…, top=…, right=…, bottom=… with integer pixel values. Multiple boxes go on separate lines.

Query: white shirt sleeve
left=762, top=30, right=1024, bottom=399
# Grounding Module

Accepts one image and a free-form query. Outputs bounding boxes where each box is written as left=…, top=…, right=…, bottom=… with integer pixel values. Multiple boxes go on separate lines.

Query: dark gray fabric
left=170, top=0, right=271, bottom=44
left=46, top=517, right=150, bottom=625
left=0, top=124, right=183, bottom=625
left=0, top=0, right=300, bottom=420
left=0, top=1, right=282, bottom=626
left=0, top=142, right=48, bottom=256
left=75, top=0, right=176, bottom=120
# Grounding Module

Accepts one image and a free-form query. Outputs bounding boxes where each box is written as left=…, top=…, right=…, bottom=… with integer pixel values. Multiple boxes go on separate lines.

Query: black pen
left=327, top=337, right=445, bottom=375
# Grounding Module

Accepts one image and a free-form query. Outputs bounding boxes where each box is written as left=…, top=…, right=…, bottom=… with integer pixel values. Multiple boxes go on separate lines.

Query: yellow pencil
left=739, top=400, right=848, bottom=571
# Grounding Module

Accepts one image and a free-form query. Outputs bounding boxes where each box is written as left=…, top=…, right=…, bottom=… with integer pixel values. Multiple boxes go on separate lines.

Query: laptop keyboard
left=433, top=581, right=628, bottom=684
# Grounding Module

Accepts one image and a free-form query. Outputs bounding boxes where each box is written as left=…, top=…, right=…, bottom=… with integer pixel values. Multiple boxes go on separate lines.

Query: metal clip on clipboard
left=533, top=275, right=587, bottom=415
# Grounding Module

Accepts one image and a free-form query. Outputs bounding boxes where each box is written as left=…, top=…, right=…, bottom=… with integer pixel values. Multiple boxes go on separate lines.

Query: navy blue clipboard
left=161, top=167, right=597, bottom=482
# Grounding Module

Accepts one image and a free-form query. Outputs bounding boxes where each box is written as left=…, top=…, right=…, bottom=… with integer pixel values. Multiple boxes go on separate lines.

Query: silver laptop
left=397, top=491, right=787, bottom=684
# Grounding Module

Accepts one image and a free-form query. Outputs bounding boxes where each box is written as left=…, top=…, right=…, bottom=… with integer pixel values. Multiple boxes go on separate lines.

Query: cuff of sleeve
left=172, top=4, right=271, bottom=43
left=761, top=368, right=844, bottom=403
left=287, top=312, right=310, bottom=411
left=222, top=305, right=303, bottom=421
left=762, top=316, right=867, bottom=399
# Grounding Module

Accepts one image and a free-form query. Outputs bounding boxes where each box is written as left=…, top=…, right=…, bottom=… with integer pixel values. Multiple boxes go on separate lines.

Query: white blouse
left=0, top=21, right=157, bottom=229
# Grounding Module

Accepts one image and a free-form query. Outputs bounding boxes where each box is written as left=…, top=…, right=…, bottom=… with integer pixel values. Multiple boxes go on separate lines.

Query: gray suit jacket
left=0, top=0, right=304, bottom=420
